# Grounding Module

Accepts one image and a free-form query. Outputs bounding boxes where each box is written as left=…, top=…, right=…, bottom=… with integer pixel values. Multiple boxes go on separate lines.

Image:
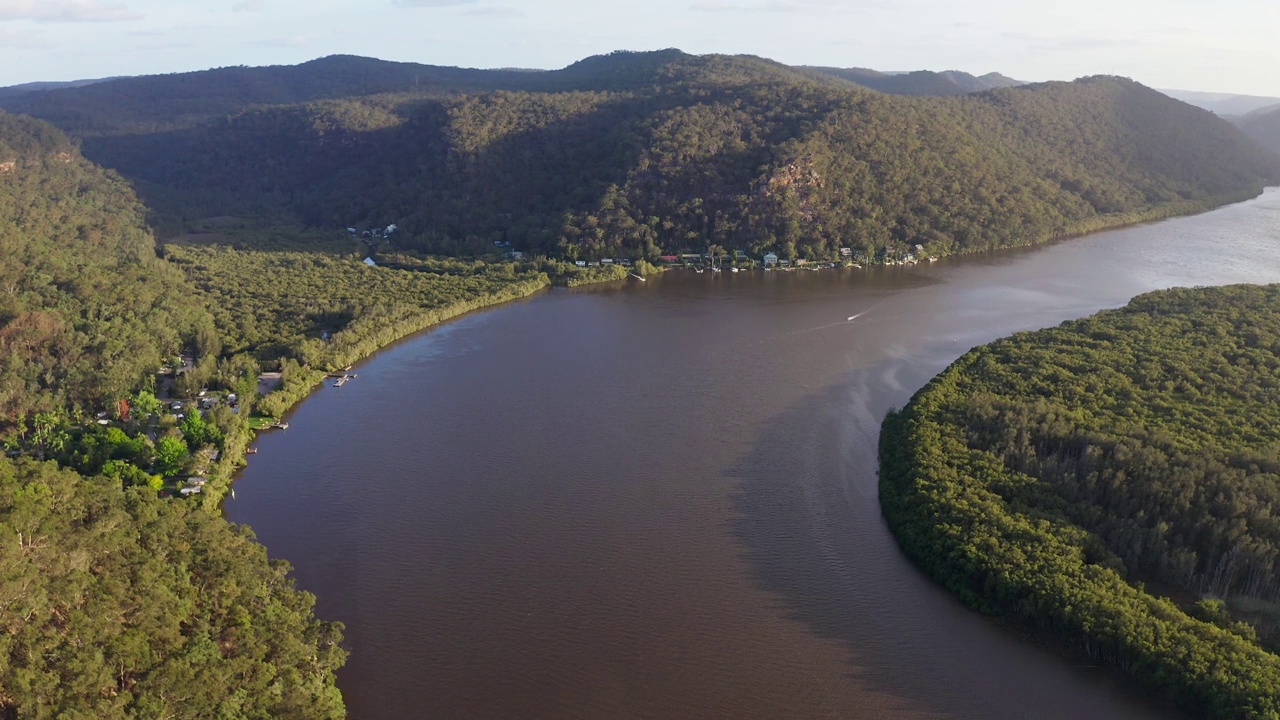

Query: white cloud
left=233, top=0, right=266, bottom=11
left=0, top=0, right=142, bottom=22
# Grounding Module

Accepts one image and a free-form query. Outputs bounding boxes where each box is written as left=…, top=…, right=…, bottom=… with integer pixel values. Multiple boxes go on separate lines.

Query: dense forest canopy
left=880, top=285, right=1280, bottom=719
left=7, top=51, right=1273, bottom=263
left=0, top=111, right=359, bottom=717
left=0, top=456, right=345, bottom=718
left=0, top=111, right=210, bottom=438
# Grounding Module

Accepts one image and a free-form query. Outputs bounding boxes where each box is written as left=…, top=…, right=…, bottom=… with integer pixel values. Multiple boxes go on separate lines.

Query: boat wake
left=760, top=292, right=901, bottom=345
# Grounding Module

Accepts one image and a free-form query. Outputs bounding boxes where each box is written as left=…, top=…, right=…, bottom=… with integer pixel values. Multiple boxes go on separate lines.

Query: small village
left=344, top=219, right=939, bottom=273
left=575, top=243, right=937, bottom=272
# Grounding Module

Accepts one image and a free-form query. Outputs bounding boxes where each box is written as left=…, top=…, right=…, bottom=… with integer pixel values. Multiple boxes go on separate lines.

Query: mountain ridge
left=2, top=51, right=1274, bottom=265
left=1236, top=105, right=1280, bottom=157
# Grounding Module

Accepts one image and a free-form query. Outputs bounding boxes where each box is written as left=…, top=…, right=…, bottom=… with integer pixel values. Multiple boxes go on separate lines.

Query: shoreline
left=201, top=275, right=556, bottom=509
left=208, top=185, right=1270, bottom=512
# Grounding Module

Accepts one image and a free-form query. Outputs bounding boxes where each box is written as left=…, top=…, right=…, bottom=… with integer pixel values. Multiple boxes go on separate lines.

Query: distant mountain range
left=803, top=67, right=1023, bottom=95
left=0, top=55, right=1025, bottom=134
left=0, top=77, right=118, bottom=99
left=1159, top=89, right=1280, bottom=118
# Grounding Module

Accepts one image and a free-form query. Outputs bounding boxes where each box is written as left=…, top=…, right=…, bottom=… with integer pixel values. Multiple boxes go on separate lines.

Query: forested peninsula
left=880, top=285, right=1280, bottom=719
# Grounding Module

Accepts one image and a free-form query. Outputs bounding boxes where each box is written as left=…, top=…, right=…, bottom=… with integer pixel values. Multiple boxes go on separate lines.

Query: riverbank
left=200, top=186, right=1268, bottom=512
left=196, top=272, right=554, bottom=508
left=224, top=190, right=1280, bottom=720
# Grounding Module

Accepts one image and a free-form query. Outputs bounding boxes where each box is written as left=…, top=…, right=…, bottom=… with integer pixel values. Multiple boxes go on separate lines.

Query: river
left=227, top=189, right=1280, bottom=719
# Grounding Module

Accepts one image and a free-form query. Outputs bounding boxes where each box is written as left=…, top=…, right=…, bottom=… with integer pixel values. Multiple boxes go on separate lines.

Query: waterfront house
left=734, top=250, right=747, bottom=260
left=659, top=255, right=679, bottom=264
left=780, top=259, right=792, bottom=268
left=179, top=485, right=203, bottom=497
left=763, top=252, right=779, bottom=266
left=575, top=260, right=587, bottom=267
left=602, top=258, right=614, bottom=264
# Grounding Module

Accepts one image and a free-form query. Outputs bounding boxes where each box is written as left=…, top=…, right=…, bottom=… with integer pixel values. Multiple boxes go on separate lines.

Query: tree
left=179, top=411, right=217, bottom=450
left=131, top=390, right=162, bottom=419
left=154, top=435, right=189, bottom=477
left=103, top=459, right=162, bottom=490
left=30, top=411, right=69, bottom=461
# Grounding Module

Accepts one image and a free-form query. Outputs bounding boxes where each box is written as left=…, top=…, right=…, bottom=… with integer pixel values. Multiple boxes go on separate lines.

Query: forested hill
left=881, top=285, right=1280, bottom=719
left=0, top=110, right=349, bottom=720
left=0, top=111, right=211, bottom=431
left=1237, top=106, right=1280, bottom=156
left=4, top=51, right=1277, bottom=262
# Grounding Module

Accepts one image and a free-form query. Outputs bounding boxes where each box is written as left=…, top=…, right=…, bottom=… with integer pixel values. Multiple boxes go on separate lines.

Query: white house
left=763, top=252, right=779, bottom=266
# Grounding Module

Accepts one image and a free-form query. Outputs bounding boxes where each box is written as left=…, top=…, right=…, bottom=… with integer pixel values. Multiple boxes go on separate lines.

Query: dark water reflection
left=228, top=190, right=1280, bottom=719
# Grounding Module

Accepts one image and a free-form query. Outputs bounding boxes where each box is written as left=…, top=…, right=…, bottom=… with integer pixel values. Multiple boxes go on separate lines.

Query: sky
left=0, top=0, right=1277, bottom=96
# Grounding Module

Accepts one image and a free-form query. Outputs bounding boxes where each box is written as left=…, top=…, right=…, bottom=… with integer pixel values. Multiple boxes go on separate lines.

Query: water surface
left=228, top=190, right=1280, bottom=719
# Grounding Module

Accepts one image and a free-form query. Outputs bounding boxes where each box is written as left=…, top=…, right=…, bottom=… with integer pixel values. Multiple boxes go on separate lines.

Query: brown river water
left=227, top=189, right=1280, bottom=719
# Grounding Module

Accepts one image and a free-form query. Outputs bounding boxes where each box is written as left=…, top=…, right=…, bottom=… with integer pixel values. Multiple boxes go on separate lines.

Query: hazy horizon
left=0, top=0, right=1276, bottom=96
